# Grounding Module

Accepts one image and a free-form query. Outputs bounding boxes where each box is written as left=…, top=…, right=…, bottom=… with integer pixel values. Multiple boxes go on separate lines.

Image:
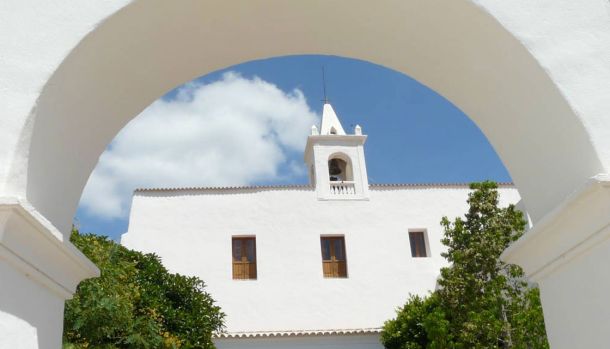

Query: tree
left=64, top=229, right=224, bottom=349
left=381, top=181, right=549, bottom=349
left=380, top=294, right=449, bottom=349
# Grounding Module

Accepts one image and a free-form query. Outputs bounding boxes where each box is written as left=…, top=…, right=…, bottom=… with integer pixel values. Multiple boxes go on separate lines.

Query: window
left=232, top=237, right=257, bottom=279
left=320, top=236, right=348, bottom=278
left=409, top=231, right=428, bottom=258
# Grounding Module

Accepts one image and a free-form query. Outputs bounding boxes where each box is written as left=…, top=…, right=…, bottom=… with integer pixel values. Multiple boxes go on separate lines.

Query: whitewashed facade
left=122, top=103, right=519, bottom=348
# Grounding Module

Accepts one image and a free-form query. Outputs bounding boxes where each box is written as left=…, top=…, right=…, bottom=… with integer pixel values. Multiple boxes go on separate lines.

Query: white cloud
left=79, top=72, right=320, bottom=219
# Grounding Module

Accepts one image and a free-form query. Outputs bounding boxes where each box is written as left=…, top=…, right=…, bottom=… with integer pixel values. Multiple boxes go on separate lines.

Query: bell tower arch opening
left=328, top=156, right=352, bottom=182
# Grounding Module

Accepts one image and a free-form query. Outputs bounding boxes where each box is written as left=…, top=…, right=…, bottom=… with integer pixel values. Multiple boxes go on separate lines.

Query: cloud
left=79, top=72, right=320, bottom=219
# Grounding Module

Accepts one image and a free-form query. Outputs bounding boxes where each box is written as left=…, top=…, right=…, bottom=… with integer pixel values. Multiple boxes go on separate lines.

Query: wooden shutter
left=409, top=231, right=427, bottom=257
left=321, top=236, right=347, bottom=278
left=232, top=237, right=257, bottom=279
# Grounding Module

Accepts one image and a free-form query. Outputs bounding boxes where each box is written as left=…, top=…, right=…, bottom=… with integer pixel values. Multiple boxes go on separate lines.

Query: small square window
left=232, top=237, right=257, bottom=279
left=321, top=236, right=348, bottom=278
left=409, top=231, right=428, bottom=258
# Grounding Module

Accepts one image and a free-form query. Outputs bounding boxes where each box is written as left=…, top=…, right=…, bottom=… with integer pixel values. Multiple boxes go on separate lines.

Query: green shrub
left=64, top=230, right=224, bottom=348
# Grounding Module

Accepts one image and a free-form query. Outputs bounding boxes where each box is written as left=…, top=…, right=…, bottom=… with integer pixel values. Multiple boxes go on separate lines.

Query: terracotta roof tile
left=134, top=184, right=313, bottom=192
left=134, top=182, right=514, bottom=193
left=214, top=327, right=382, bottom=339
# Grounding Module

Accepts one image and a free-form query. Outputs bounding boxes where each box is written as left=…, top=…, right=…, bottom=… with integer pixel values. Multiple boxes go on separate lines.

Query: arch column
left=0, top=199, right=99, bottom=349
left=502, top=175, right=610, bottom=348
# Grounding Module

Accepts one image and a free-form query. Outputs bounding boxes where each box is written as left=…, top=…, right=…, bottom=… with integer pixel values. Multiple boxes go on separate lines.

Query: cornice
left=135, top=182, right=515, bottom=193
left=0, top=197, right=99, bottom=299
left=215, top=327, right=381, bottom=339
left=501, top=174, right=610, bottom=282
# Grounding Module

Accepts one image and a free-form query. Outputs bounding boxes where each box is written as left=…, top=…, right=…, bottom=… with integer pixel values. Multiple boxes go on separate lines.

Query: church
left=121, top=103, right=519, bottom=349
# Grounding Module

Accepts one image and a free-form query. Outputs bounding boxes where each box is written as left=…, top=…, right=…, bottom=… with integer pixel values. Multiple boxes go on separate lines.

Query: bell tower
left=304, top=103, right=370, bottom=200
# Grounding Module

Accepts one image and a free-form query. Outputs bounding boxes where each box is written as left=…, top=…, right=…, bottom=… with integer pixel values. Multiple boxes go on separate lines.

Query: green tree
left=64, top=229, right=224, bottom=349
left=380, top=294, right=450, bottom=349
left=381, top=181, right=549, bottom=349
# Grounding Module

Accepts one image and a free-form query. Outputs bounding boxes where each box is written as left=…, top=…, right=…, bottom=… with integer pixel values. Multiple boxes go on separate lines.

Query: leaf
left=381, top=182, right=548, bottom=349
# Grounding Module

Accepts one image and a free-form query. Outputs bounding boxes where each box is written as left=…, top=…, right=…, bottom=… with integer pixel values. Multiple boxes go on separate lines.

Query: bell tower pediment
left=304, top=103, right=369, bottom=200
left=320, top=103, right=346, bottom=135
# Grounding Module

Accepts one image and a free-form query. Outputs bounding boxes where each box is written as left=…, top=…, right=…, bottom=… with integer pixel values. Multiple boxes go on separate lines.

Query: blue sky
left=75, top=55, right=511, bottom=240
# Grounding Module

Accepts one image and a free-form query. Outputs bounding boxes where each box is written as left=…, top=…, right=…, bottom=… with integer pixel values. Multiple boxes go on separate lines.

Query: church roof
left=134, top=182, right=514, bottom=193
left=319, top=102, right=346, bottom=135
left=370, top=182, right=514, bottom=188
left=214, top=327, right=382, bottom=339
left=134, top=184, right=314, bottom=192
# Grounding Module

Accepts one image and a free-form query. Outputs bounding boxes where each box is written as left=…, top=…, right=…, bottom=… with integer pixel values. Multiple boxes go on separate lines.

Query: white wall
left=123, top=185, right=519, bottom=333
left=0, top=261, right=65, bottom=349
left=215, top=334, right=383, bottom=349
left=500, top=175, right=610, bottom=349
left=537, top=236, right=610, bottom=349
left=0, top=199, right=99, bottom=349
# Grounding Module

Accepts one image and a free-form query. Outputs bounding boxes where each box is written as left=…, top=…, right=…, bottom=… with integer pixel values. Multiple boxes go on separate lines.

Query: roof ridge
left=370, top=182, right=514, bottom=187
left=214, top=327, right=382, bottom=338
left=134, top=184, right=313, bottom=192
left=134, top=182, right=514, bottom=193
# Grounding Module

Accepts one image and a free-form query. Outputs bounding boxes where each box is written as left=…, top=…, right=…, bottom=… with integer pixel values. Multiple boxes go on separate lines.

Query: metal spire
left=322, top=66, right=329, bottom=104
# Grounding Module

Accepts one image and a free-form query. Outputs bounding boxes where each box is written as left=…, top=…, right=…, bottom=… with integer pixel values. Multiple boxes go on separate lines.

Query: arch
left=328, top=153, right=354, bottom=182
left=10, top=0, right=603, bottom=236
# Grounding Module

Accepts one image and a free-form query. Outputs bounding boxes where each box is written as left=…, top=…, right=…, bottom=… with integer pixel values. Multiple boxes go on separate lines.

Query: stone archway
left=1, top=1, right=609, bottom=348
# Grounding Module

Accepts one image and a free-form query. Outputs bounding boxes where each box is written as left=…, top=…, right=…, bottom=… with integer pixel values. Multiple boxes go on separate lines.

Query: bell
left=329, top=159, right=342, bottom=176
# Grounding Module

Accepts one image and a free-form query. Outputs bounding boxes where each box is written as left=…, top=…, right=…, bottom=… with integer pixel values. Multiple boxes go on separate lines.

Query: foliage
left=380, top=294, right=449, bottom=349
left=381, top=181, right=549, bottom=349
left=64, top=229, right=224, bottom=349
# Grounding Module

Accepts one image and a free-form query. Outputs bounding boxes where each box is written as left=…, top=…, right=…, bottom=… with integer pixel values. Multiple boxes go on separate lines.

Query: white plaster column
left=502, top=174, right=610, bottom=349
left=0, top=198, right=99, bottom=349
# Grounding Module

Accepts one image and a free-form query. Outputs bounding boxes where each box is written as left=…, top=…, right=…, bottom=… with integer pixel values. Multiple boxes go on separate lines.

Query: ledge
left=318, top=196, right=370, bottom=201
left=0, top=197, right=100, bottom=299
left=215, top=327, right=381, bottom=339
left=501, top=174, right=610, bottom=282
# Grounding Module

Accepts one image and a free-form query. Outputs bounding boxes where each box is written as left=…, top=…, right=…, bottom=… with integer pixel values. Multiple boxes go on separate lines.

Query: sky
left=75, top=55, right=511, bottom=240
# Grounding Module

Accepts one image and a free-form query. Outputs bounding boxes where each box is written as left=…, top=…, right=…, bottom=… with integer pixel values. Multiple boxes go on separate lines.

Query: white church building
left=121, top=103, right=519, bottom=349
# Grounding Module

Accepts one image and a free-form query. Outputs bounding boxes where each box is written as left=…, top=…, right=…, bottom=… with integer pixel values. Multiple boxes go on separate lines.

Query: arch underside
left=17, top=0, right=603, bottom=234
